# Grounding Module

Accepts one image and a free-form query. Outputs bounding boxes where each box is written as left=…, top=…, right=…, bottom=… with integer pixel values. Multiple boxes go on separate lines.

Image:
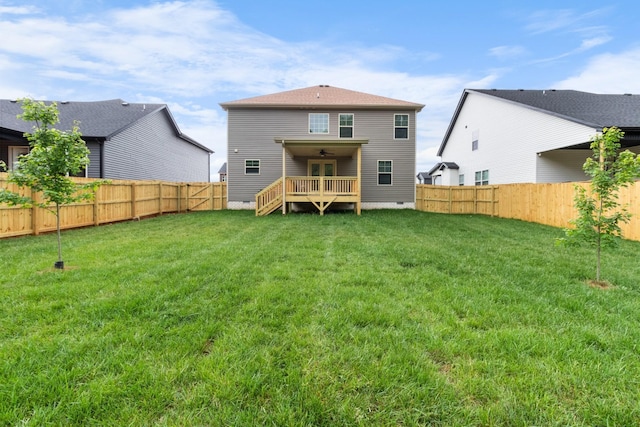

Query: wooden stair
left=255, top=179, right=283, bottom=216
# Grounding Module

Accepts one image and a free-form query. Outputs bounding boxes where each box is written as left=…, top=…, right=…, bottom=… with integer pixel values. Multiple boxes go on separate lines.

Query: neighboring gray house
left=0, top=99, right=213, bottom=182
left=220, top=85, right=424, bottom=215
left=416, top=171, right=432, bottom=184
left=218, top=162, right=227, bottom=182
left=433, top=89, right=640, bottom=185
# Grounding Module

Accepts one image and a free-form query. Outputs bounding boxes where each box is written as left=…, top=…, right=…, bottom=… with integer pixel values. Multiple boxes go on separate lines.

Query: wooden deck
left=255, top=176, right=360, bottom=216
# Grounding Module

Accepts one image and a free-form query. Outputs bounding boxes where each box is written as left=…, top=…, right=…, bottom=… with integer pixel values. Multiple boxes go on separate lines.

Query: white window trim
left=394, top=114, right=409, bottom=140
left=309, top=113, right=329, bottom=134
left=245, top=159, right=260, bottom=175
left=8, top=146, right=29, bottom=170
left=474, top=169, right=489, bottom=186
left=472, top=129, right=479, bottom=151
left=338, top=113, right=354, bottom=139
left=377, top=160, right=393, bottom=186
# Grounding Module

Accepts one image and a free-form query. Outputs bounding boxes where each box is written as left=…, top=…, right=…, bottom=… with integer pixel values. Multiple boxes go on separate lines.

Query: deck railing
left=285, top=176, right=357, bottom=195
left=255, top=179, right=284, bottom=216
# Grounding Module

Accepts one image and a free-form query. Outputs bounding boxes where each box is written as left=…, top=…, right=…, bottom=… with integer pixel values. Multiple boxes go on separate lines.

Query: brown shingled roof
left=220, top=85, right=424, bottom=111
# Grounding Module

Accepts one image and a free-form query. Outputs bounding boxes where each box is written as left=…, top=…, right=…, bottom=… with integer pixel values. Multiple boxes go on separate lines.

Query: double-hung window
left=394, top=114, right=409, bottom=139
left=245, top=159, right=260, bottom=175
left=378, top=160, right=392, bottom=185
left=472, top=129, right=479, bottom=151
left=309, top=113, right=329, bottom=134
left=339, top=113, right=353, bottom=138
left=474, top=170, right=489, bottom=185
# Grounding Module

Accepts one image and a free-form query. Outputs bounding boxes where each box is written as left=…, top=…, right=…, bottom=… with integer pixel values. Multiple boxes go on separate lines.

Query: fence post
left=491, top=186, right=496, bottom=217
left=186, top=183, right=190, bottom=211
left=159, top=182, right=163, bottom=215
left=177, top=183, right=182, bottom=213
left=209, top=183, right=214, bottom=211
left=131, top=182, right=137, bottom=219
left=93, top=186, right=100, bottom=226
left=474, top=186, right=478, bottom=214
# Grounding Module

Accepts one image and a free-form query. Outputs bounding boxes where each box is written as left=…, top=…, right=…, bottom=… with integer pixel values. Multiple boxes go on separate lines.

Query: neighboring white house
left=432, top=89, right=640, bottom=185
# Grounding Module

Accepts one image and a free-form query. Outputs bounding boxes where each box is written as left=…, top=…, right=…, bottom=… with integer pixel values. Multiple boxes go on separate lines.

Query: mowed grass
left=2, top=210, right=640, bottom=426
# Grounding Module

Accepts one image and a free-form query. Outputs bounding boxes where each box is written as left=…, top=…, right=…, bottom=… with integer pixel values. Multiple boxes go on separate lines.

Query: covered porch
left=255, top=138, right=368, bottom=216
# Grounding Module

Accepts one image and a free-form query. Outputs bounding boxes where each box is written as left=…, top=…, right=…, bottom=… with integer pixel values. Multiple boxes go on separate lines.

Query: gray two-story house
left=220, top=85, right=424, bottom=215
left=1, top=99, right=213, bottom=182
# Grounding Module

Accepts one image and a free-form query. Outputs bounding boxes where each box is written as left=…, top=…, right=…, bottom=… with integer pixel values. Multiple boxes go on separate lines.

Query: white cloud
left=553, top=48, right=640, bottom=94
left=578, top=36, right=612, bottom=51
left=0, top=0, right=499, bottom=176
left=0, top=5, right=38, bottom=15
left=489, top=45, right=527, bottom=60
left=525, top=8, right=609, bottom=35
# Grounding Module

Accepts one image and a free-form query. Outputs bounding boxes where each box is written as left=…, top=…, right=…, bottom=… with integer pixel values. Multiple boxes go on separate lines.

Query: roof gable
left=220, top=85, right=424, bottom=111
left=0, top=99, right=212, bottom=153
left=438, top=89, right=640, bottom=156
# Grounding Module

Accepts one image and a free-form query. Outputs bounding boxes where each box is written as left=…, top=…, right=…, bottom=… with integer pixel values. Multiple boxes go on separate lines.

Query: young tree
left=559, top=126, right=640, bottom=283
left=0, top=99, right=106, bottom=269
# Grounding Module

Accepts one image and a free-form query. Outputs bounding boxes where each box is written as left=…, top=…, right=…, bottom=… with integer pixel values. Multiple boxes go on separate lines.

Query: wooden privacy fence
left=0, top=173, right=226, bottom=238
left=417, top=182, right=640, bottom=242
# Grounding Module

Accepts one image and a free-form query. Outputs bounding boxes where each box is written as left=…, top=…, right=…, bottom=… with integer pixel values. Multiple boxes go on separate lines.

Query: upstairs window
left=475, top=170, right=489, bottom=185
left=309, top=113, right=329, bottom=134
left=394, top=114, right=409, bottom=139
left=378, top=160, right=392, bottom=185
left=339, top=113, right=354, bottom=138
left=472, top=129, right=479, bottom=151
left=245, top=159, right=260, bottom=175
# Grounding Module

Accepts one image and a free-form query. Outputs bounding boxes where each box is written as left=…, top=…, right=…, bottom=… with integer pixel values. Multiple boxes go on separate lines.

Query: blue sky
left=2, top=0, right=639, bottom=179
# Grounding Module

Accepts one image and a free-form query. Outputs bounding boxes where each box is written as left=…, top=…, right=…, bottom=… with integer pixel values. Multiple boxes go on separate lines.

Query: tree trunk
left=55, top=203, right=64, bottom=269
left=596, top=230, right=601, bottom=282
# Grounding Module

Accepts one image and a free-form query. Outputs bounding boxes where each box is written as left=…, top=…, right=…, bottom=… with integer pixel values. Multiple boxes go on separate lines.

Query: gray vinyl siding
left=86, top=141, right=101, bottom=178
left=103, top=110, right=210, bottom=182
left=227, top=108, right=417, bottom=203
left=358, top=110, right=416, bottom=203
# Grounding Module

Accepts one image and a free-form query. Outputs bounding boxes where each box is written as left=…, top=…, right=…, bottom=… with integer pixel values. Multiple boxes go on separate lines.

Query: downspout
left=281, top=140, right=286, bottom=214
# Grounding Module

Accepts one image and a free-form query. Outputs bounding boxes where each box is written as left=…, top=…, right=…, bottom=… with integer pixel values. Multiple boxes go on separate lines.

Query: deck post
left=281, top=140, right=286, bottom=214
left=356, top=145, right=362, bottom=215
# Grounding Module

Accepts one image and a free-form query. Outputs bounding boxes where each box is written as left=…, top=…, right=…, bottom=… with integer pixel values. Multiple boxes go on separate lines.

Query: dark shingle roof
left=427, top=162, right=459, bottom=175
left=473, top=89, right=640, bottom=128
left=438, top=89, right=640, bottom=156
left=0, top=99, right=165, bottom=137
left=0, top=98, right=212, bottom=153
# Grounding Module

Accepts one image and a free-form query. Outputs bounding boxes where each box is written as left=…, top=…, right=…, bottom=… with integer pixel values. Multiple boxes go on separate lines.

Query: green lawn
left=2, top=210, right=640, bottom=426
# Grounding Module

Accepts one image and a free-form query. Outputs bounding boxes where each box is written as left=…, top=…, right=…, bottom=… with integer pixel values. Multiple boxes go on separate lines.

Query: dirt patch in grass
left=587, top=279, right=614, bottom=290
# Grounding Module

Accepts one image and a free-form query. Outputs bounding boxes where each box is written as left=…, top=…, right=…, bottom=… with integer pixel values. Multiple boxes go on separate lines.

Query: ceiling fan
left=319, top=149, right=334, bottom=157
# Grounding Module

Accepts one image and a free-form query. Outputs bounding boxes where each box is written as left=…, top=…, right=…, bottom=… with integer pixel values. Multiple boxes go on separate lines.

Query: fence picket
left=416, top=183, right=640, bottom=242
left=0, top=173, right=226, bottom=238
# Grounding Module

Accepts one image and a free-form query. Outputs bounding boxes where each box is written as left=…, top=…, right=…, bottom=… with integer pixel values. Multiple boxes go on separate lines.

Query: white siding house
left=434, top=89, right=640, bottom=185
